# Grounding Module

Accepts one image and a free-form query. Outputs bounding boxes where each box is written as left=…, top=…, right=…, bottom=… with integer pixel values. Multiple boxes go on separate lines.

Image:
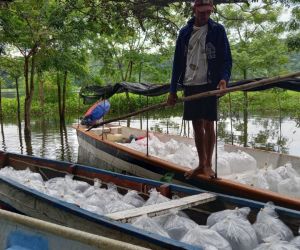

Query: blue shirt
left=170, top=17, right=232, bottom=93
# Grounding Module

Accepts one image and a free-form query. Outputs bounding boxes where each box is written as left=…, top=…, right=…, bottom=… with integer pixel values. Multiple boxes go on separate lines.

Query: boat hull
left=0, top=151, right=197, bottom=250
left=0, top=209, right=144, bottom=250
left=76, top=126, right=300, bottom=210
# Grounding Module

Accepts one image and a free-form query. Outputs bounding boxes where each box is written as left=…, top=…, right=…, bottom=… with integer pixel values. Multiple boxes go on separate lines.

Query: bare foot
left=184, top=166, right=205, bottom=179
left=203, top=166, right=216, bottom=179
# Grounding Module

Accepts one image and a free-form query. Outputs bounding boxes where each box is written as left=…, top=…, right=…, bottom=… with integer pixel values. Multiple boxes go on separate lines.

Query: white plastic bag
left=104, top=183, right=123, bottom=201
left=181, top=226, right=232, bottom=250
left=122, top=190, right=145, bottom=207
left=276, top=163, right=299, bottom=179
left=131, top=215, right=170, bottom=238
left=83, top=179, right=102, bottom=198
left=290, top=236, right=300, bottom=248
left=278, top=176, right=300, bottom=198
left=65, top=174, right=90, bottom=193
left=143, top=189, right=170, bottom=206
left=264, top=167, right=283, bottom=192
left=253, top=242, right=298, bottom=250
left=207, top=207, right=250, bottom=227
left=84, top=193, right=107, bottom=209
left=80, top=203, right=104, bottom=215
left=105, top=200, right=135, bottom=214
left=290, top=227, right=300, bottom=248
left=253, top=235, right=298, bottom=250
left=215, top=156, right=232, bottom=176
left=224, top=150, right=257, bottom=174
left=211, top=214, right=258, bottom=250
left=253, top=202, right=294, bottom=242
left=252, top=170, right=270, bottom=190
left=155, top=212, right=197, bottom=240
left=164, top=139, right=180, bottom=154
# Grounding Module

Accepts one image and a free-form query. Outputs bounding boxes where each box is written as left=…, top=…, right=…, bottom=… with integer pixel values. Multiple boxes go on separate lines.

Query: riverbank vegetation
left=1, top=89, right=300, bottom=119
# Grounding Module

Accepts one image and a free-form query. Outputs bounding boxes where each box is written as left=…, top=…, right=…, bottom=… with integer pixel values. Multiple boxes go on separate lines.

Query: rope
left=229, top=93, right=234, bottom=145
left=146, top=89, right=149, bottom=157
left=77, top=91, right=81, bottom=128
left=215, top=98, right=219, bottom=179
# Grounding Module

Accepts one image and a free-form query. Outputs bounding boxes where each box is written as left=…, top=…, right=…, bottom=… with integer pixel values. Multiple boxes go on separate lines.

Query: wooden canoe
left=1, top=150, right=300, bottom=249
left=0, top=208, right=146, bottom=250
left=75, top=124, right=300, bottom=210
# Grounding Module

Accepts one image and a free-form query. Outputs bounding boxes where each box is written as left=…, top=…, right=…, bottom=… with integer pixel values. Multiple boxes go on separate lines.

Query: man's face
left=193, top=2, right=212, bottom=25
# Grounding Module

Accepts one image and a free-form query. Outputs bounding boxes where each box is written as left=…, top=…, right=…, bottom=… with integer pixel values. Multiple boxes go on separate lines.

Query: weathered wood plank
left=107, top=193, right=216, bottom=223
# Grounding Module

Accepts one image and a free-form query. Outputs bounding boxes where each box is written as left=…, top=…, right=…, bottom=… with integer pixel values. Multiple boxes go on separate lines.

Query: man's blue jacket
left=170, top=17, right=232, bottom=93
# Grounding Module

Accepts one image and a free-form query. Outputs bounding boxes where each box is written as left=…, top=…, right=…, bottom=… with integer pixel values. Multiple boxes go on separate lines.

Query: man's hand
left=217, top=79, right=227, bottom=96
left=167, top=92, right=178, bottom=106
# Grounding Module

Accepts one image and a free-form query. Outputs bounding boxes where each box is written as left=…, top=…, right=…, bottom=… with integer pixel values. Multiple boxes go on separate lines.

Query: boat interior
left=0, top=151, right=299, bottom=235
left=85, top=124, right=300, bottom=171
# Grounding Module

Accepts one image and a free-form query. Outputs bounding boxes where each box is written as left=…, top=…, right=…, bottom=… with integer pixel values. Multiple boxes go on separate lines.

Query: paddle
left=86, top=71, right=300, bottom=131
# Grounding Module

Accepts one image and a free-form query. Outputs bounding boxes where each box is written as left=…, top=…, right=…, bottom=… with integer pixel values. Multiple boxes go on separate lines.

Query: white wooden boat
left=0, top=209, right=145, bottom=250
left=75, top=124, right=300, bottom=210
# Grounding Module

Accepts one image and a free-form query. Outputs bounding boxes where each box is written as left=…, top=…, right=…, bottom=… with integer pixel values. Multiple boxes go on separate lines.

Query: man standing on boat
left=167, top=0, right=232, bottom=178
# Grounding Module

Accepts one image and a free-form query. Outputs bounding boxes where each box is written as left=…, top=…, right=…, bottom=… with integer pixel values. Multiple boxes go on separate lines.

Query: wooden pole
left=86, top=71, right=300, bottom=131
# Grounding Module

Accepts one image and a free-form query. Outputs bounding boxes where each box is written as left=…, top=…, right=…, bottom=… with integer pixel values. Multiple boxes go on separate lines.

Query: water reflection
left=0, top=119, right=6, bottom=152
left=24, top=129, right=33, bottom=156
left=0, top=112, right=299, bottom=161
left=59, top=121, right=73, bottom=162
left=0, top=117, right=79, bottom=162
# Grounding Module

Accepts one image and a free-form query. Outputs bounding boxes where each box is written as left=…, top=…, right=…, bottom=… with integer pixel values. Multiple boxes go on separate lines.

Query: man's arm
left=219, top=26, right=232, bottom=84
left=170, top=32, right=184, bottom=94
left=167, top=32, right=184, bottom=106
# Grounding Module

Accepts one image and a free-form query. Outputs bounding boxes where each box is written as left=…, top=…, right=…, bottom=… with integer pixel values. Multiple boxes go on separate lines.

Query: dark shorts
left=183, top=84, right=218, bottom=121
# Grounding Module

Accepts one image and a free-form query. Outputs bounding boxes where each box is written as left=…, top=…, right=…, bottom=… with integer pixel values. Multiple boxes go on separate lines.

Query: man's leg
left=203, top=120, right=215, bottom=177
left=184, top=119, right=206, bottom=178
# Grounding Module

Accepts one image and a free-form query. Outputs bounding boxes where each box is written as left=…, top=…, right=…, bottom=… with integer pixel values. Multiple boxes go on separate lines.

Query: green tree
left=0, top=0, right=55, bottom=134
left=216, top=1, right=288, bottom=79
left=287, top=5, right=300, bottom=51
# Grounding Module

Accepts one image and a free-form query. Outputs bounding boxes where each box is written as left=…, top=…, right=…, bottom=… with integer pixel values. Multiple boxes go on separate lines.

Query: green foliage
left=219, top=90, right=300, bottom=116
left=287, top=33, right=300, bottom=51
left=108, top=93, right=168, bottom=115
left=160, top=172, right=174, bottom=183
left=216, top=1, right=288, bottom=79
left=0, top=0, right=298, bottom=123
left=0, top=56, right=23, bottom=88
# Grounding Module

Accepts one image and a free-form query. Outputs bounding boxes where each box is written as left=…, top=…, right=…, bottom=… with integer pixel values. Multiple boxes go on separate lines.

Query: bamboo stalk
left=86, top=71, right=300, bottom=131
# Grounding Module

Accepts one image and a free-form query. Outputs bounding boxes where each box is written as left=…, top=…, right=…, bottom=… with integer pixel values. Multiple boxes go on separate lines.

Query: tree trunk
left=128, top=61, right=133, bottom=81
left=24, top=131, right=33, bottom=155
left=59, top=120, right=71, bottom=162
left=38, top=71, right=45, bottom=109
left=61, top=70, right=68, bottom=122
left=125, top=61, right=133, bottom=81
left=57, top=72, right=62, bottom=120
left=15, top=76, right=23, bottom=153
left=125, top=91, right=134, bottom=112
left=24, top=55, right=35, bottom=136
left=16, top=77, right=21, bottom=125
